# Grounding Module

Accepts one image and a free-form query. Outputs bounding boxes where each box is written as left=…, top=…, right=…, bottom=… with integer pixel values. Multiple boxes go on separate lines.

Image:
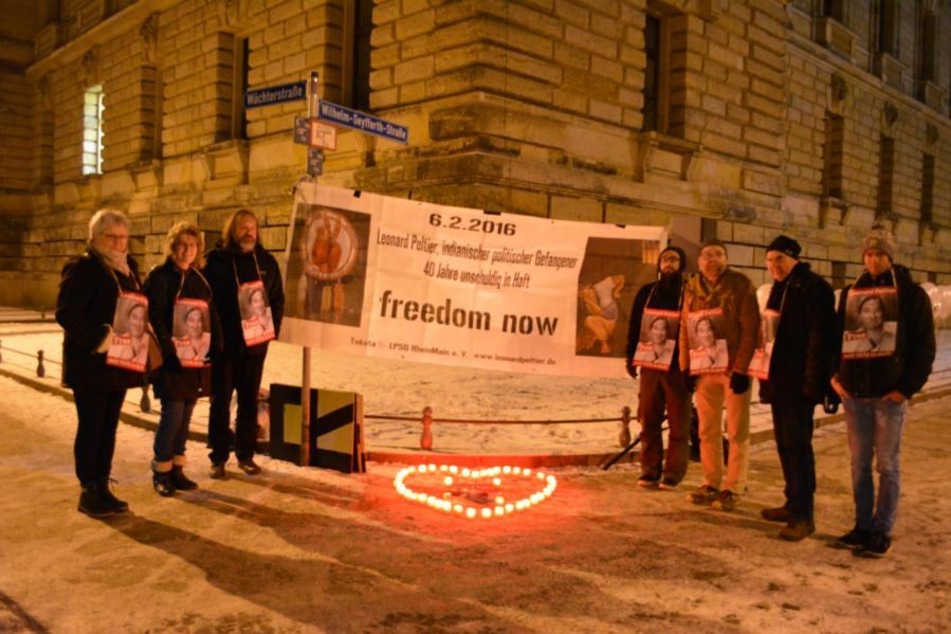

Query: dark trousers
left=638, top=365, right=691, bottom=483
left=154, top=399, right=196, bottom=463
left=770, top=399, right=817, bottom=521
left=72, top=389, right=127, bottom=486
left=209, top=349, right=265, bottom=464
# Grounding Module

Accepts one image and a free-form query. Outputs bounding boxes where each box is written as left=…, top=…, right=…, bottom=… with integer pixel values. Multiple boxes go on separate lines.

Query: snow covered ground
left=2, top=312, right=949, bottom=458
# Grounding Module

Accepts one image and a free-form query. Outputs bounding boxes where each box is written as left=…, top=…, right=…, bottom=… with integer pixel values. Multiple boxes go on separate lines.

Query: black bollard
left=37, top=350, right=46, bottom=378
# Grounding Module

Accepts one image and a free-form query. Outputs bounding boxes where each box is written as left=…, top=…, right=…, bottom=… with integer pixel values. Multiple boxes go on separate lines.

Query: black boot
left=78, top=484, right=116, bottom=519
left=97, top=480, right=129, bottom=512
left=170, top=465, right=198, bottom=491
left=152, top=470, right=175, bottom=497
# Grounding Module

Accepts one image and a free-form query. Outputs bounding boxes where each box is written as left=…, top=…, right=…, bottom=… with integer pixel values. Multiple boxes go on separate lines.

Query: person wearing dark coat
left=56, top=209, right=146, bottom=519
left=624, top=246, right=691, bottom=489
left=830, top=225, right=935, bottom=557
left=203, top=209, right=285, bottom=479
left=144, top=221, right=220, bottom=496
left=757, top=235, right=837, bottom=542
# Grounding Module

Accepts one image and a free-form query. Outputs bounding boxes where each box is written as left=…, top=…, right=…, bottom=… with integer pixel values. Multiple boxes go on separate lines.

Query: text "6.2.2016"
left=429, top=213, right=516, bottom=236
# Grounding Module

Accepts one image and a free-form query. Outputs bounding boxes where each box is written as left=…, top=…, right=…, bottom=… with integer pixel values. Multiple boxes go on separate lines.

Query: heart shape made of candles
left=393, top=464, right=557, bottom=519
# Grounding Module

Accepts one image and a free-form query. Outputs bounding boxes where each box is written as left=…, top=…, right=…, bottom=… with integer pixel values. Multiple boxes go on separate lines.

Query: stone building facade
left=1, top=0, right=949, bottom=308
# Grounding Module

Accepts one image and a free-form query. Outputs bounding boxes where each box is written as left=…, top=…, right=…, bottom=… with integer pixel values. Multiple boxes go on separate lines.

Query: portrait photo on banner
left=575, top=237, right=660, bottom=359
left=172, top=298, right=211, bottom=367
left=107, top=292, right=150, bottom=371
left=632, top=308, right=679, bottom=370
left=285, top=204, right=370, bottom=327
left=841, top=286, right=898, bottom=358
left=686, top=308, right=729, bottom=374
left=239, top=280, right=276, bottom=346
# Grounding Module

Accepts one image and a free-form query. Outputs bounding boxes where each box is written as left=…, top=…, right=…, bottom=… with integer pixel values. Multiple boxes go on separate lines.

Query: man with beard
left=679, top=240, right=759, bottom=511
left=757, top=236, right=837, bottom=542
left=625, top=246, right=691, bottom=489
left=204, top=209, right=285, bottom=479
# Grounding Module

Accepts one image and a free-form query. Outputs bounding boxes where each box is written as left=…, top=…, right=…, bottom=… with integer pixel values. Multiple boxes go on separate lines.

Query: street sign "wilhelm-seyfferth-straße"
left=316, top=100, right=409, bottom=145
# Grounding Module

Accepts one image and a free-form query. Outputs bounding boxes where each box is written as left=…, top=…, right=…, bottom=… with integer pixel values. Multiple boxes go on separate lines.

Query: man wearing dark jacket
left=830, top=225, right=935, bottom=557
left=204, top=209, right=285, bottom=478
left=757, top=236, right=837, bottom=542
left=625, top=246, right=691, bottom=489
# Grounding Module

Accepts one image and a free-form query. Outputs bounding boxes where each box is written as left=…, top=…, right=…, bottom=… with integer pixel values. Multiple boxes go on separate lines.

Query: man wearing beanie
left=625, top=246, right=691, bottom=490
left=679, top=239, right=760, bottom=511
left=830, top=224, right=934, bottom=557
left=757, top=235, right=837, bottom=541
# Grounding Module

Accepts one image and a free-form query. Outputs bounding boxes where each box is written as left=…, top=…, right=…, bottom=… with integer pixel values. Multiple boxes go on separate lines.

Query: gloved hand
left=625, top=359, right=637, bottom=379
left=163, top=353, right=183, bottom=374
left=729, top=372, right=750, bottom=395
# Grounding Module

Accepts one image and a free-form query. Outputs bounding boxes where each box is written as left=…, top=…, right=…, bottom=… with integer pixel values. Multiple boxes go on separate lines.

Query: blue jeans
left=843, top=396, right=905, bottom=534
left=154, top=399, right=197, bottom=464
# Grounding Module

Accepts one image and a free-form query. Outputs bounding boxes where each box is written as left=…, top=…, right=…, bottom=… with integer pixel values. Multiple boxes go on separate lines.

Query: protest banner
left=280, top=184, right=666, bottom=378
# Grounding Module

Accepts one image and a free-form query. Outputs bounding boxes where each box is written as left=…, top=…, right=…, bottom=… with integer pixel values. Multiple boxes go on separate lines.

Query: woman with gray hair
left=56, top=208, right=148, bottom=518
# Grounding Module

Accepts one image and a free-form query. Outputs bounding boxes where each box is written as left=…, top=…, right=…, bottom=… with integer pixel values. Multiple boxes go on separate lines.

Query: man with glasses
left=679, top=240, right=759, bottom=512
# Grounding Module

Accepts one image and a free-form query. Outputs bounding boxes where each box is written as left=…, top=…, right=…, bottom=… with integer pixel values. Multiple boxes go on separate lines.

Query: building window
left=232, top=37, right=249, bottom=140
left=876, top=135, right=895, bottom=219
left=875, top=0, right=899, bottom=56
left=82, top=85, right=104, bottom=175
left=823, top=113, right=845, bottom=198
left=351, top=0, right=372, bottom=110
left=823, top=0, right=846, bottom=22
left=921, top=153, right=935, bottom=224
left=643, top=7, right=686, bottom=136
left=917, top=7, right=937, bottom=83
left=211, top=33, right=248, bottom=143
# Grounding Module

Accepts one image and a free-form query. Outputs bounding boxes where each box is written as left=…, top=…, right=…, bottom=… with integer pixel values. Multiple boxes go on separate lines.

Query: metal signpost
left=279, top=72, right=409, bottom=466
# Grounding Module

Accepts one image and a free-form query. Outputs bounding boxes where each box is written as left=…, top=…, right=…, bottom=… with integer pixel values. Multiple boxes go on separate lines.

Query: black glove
left=625, top=360, right=637, bottom=379
left=163, top=353, right=183, bottom=374
left=729, top=372, right=750, bottom=395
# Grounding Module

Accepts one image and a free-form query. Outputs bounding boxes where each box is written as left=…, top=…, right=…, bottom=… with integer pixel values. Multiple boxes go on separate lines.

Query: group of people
left=625, top=226, right=935, bottom=557
left=56, top=208, right=285, bottom=518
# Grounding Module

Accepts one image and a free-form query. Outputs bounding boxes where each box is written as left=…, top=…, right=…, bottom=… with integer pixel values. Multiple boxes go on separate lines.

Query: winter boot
left=170, top=465, right=198, bottom=491
left=152, top=470, right=175, bottom=497
left=97, top=479, right=129, bottom=513
left=78, top=484, right=116, bottom=519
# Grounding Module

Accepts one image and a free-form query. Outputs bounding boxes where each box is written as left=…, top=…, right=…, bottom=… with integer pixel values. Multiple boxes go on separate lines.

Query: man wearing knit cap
left=679, top=239, right=760, bottom=511
left=625, top=245, right=691, bottom=490
left=757, top=235, right=837, bottom=541
left=830, top=224, right=935, bottom=557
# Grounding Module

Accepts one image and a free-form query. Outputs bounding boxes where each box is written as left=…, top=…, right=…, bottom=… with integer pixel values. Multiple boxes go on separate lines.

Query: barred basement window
left=82, top=85, right=104, bottom=175
left=921, top=153, right=935, bottom=224
left=876, top=135, right=895, bottom=219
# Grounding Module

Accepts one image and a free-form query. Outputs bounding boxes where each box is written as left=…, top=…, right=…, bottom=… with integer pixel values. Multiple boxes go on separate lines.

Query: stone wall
left=1, top=0, right=950, bottom=309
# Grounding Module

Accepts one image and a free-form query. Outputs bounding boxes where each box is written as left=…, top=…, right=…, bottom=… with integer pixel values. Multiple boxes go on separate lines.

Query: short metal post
left=140, top=382, right=151, bottom=414
left=619, top=405, right=631, bottom=447
left=420, top=406, right=433, bottom=450
left=37, top=350, right=46, bottom=378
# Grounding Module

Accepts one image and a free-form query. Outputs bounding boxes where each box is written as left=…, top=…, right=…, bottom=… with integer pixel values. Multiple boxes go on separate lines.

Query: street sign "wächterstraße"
left=244, top=81, right=307, bottom=109
left=317, top=101, right=409, bottom=144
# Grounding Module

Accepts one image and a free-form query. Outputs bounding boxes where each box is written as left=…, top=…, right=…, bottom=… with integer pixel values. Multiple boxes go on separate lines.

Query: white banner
left=280, top=183, right=666, bottom=378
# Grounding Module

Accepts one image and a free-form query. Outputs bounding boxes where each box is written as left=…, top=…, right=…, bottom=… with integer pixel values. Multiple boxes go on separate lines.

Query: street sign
left=294, top=116, right=338, bottom=150
left=245, top=80, right=307, bottom=110
left=307, top=147, right=325, bottom=176
left=317, top=100, right=409, bottom=144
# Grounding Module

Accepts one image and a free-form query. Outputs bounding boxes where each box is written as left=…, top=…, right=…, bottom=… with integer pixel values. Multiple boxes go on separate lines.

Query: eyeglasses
left=101, top=233, right=129, bottom=241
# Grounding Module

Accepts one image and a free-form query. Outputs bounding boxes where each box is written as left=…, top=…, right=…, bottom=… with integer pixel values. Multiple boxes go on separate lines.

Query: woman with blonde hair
left=144, top=221, right=219, bottom=495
